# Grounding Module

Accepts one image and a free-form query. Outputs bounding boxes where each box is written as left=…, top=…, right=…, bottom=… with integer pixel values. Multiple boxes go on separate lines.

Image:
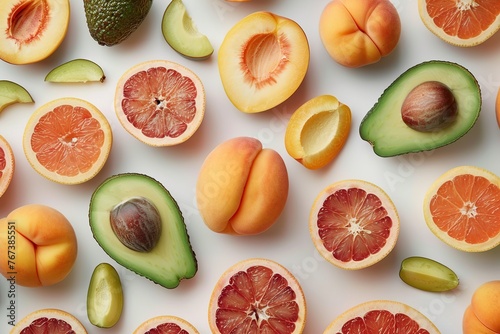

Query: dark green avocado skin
left=359, top=60, right=481, bottom=157
left=84, top=0, right=153, bottom=46
left=89, top=173, right=197, bottom=289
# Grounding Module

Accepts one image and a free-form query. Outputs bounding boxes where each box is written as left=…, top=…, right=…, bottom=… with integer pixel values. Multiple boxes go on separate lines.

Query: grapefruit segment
left=208, top=258, right=306, bottom=334
left=23, top=97, right=112, bottom=185
left=115, top=60, right=205, bottom=146
left=310, top=180, right=400, bottom=270
left=10, top=308, right=87, bottom=334
left=0, top=135, right=14, bottom=198
left=423, top=165, right=500, bottom=252
left=418, top=0, right=500, bottom=46
left=323, top=300, right=440, bottom=333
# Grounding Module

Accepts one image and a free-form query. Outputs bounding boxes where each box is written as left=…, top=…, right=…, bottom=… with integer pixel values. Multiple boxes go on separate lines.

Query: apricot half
left=284, top=95, right=351, bottom=169
left=0, top=0, right=70, bottom=65
left=218, top=11, right=310, bottom=113
left=196, top=137, right=289, bottom=235
left=319, top=0, right=401, bottom=68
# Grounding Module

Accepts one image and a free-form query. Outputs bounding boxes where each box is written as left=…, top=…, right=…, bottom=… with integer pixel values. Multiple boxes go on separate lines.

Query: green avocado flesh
left=399, top=256, right=459, bottom=292
left=359, top=60, right=481, bottom=157
left=89, top=173, right=197, bottom=288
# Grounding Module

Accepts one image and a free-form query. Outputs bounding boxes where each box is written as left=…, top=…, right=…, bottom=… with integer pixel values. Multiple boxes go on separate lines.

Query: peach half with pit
left=196, top=137, right=289, bottom=235
left=0, top=0, right=70, bottom=65
left=319, top=0, right=401, bottom=68
left=218, top=11, right=310, bottom=113
left=0, top=204, right=77, bottom=287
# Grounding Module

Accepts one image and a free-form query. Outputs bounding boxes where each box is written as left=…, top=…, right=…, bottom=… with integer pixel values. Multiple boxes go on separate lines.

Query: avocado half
left=89, top=173, right=197, bottom=288
left=359, top=60, right=481, bottom=157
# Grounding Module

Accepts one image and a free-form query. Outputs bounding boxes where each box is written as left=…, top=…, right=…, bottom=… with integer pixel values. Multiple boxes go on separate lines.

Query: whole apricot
left=463, top=305, right=498, bottom=334
left=0, top=204, right=78, bottom=287
left=470, top=280, right=500, bottom=333
left=196, top=137, right=288, bottom=235
left=319, top=0, right=401, bottom=68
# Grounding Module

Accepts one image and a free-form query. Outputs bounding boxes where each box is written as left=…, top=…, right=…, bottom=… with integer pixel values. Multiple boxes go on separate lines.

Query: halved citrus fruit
left=418, top=0, right=500, bottom=47
left=133, top=315, right=200, bottom=333
left=115, top=60, right=205, bottom=147
left=323, top=300, right=440, bottom=333
left=423, top=165, right=500, bottom=252
left=284, top=94, right=351, bottom=170
left=208, top=258, right=306, bottom=334
left=10, top=308, right=87, bottom=334
left=309, top=179, right=400, bottom=270
left=23, top=97, right=113, bottom=185
left=0, top=135, right=14, bottom=198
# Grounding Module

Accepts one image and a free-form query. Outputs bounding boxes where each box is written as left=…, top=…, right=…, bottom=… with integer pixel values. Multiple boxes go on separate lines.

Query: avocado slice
left=359, top=60, right=481, bottom=157
left=89, top=173, right=197, bottom=288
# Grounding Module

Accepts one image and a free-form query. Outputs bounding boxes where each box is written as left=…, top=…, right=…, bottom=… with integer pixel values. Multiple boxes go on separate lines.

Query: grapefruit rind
left=323, top=300, right=441, bottom=334
left=22, top=97, right=113, bottom=185
left=418, top=0, right=500, bottom=47
left=423, top=165, right=500, bottom=252
left=309, top=179, right=400, bottom=270
left=10, top=308, right=88, bottom=334
left=208, top=257, right=306, bottom=334
left=114, top=60, right=206, bottom=147
left=0, top=135, right=14, bottom=198
left=133, top=315, right=200, bottom=334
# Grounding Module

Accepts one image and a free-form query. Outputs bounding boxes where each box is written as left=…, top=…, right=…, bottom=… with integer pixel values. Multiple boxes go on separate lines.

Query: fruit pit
left=110, top=196, right=162, bottom=252
left=401, top=81, right=458, bottom=132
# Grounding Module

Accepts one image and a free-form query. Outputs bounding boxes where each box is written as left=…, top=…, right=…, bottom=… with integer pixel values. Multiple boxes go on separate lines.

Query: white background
left=1, top=0, right=500, bottom=333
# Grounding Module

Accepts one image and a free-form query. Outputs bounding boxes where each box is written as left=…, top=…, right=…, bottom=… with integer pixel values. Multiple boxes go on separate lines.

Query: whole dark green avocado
left=84, top=0, right=153, bottom=46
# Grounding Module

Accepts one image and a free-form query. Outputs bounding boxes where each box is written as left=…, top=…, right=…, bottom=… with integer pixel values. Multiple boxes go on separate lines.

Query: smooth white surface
left=1, top=0, right=500, bottom=333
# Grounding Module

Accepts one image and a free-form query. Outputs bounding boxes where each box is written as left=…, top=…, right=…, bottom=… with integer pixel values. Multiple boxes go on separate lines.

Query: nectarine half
left=218, top=11, right=310, bottom=113
left=0, top=0, right=70, bottom=64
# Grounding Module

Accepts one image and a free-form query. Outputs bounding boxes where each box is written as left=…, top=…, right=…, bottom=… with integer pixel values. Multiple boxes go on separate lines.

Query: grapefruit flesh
left=209, top=258, right=306, bottom=334
left=133, top=315, right=199, bottom=334
left=310, top=180, right=400, bottom=270
left=419, top=0, right=500, bottom=46
left=424, top=165, right=500, bottom=252
left=10, top=308, right=87, bottom=334
left=23, top=97, right=112, bottom=185
left=0, top=135, right=14, bottom=198
left=324, top=300, right=440, bottom=334
left=115, top=60, right=205, bottom=147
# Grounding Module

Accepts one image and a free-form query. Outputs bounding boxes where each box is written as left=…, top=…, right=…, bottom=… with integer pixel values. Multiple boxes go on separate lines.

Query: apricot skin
left=319, top=0, right=401, bottom=68
left=196, top=137, right=289, bottom=235
left=0, top=204, right=77, bottom=287
left=470, top=280, right=500, bottom=333
left=463, top=306, right=498, bottom=334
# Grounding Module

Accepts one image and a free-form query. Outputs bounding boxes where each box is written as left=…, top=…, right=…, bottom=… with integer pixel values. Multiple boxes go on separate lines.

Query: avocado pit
left=110, top=196, right=161, bottom=252
left=401, top=81, right=458, bottom=132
